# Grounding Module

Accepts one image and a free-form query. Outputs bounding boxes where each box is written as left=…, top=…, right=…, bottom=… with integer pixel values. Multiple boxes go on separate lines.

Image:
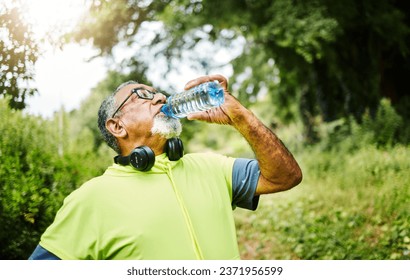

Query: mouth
left=155, top=109, right=169, bottom=119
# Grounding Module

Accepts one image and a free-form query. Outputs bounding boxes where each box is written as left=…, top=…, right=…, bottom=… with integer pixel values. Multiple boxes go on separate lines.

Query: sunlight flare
left=21, top=0, right=87, bottom=39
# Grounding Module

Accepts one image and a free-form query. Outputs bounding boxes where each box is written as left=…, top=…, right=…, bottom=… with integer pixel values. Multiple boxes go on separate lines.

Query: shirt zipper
left=165, top=164, right=204, bottom=260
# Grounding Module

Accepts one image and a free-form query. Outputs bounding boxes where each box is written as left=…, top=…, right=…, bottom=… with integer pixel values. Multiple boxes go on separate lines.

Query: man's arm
left=185, top=74, right=302, bottom=195
left=228, top=104, right=302, bottom=194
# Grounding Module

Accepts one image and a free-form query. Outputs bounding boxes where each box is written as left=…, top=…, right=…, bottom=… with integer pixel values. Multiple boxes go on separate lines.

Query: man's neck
left=120, top=135, right=167, bottom=156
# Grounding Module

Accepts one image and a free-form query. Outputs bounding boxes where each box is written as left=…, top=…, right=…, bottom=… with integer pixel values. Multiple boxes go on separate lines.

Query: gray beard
left=151, top=115, right=182, bottom=139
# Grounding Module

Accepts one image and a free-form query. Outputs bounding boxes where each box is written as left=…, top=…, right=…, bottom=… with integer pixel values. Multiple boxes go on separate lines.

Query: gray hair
left=97, top=80, right=139, bottom=154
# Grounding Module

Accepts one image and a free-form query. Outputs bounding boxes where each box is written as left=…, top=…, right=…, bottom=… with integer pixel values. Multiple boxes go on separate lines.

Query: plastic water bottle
left=161, top=81, right=225, bottom=118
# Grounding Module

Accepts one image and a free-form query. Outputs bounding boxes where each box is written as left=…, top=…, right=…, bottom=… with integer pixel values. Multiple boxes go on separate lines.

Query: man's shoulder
left=182, top=152, right=236, bottom=172
left=64, top=174, right=108, bottom=199
left=183, top=152, right=232, bottom=161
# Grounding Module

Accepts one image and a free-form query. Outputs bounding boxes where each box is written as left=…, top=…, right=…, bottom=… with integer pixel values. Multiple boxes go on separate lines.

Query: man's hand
left=184, top=74, right=245, bottom=125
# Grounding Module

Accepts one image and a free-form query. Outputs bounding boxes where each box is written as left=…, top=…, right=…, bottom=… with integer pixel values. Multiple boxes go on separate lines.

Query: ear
left=106, top=118, right=127, bottom=139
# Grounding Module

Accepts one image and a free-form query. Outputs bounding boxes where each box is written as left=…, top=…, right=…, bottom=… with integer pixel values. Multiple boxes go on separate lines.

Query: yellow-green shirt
left=40, top=153, right=242, bottom=260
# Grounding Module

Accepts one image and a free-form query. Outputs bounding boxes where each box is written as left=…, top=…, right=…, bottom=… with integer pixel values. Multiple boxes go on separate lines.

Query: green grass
left=234, top=144, right=410, bottom=259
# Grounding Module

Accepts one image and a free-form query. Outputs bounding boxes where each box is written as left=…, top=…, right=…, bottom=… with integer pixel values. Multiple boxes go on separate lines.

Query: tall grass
left=234, top=106, right=410, bottom=260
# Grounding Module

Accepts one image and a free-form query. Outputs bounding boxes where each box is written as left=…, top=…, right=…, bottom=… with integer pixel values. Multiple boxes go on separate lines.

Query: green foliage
left=316, top=98, right=406, bottom=152
left=0, top=99, right=107, bottom=259
left=0, top=0, right=39, bottom=109
left=3, top=0, right=410, bottom=141
left=68, top=0, right=410, bottom=145
left=256, top=0, right=339, bottom=63
left=235, top=143, right=410, bottom=260
left=364, top=99, right=404, bottom=147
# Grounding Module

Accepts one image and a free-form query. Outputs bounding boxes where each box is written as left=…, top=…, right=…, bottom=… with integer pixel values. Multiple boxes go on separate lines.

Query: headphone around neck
left=113, top=138, right=184, bottom=171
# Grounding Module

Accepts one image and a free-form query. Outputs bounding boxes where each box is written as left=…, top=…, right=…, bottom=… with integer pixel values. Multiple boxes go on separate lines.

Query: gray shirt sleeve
left=232, top=158, right=261, bottom=211
left=29, top=244, right=60, bottom=260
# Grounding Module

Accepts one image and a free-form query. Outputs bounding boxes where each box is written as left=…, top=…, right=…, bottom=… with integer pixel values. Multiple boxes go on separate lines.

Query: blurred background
left=0, top=0, right=409, bottom=260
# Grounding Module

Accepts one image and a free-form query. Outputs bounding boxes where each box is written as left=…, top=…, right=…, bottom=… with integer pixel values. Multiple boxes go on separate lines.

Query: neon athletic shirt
left=39, top=153, right=256, bottom=260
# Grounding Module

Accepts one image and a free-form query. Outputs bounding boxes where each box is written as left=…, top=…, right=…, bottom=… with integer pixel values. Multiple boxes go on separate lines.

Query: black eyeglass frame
left=111, top=87, right=158, bottom=118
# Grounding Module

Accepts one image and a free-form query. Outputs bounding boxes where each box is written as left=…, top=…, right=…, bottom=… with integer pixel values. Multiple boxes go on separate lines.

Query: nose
left=152, top=92, right=167, bottom=104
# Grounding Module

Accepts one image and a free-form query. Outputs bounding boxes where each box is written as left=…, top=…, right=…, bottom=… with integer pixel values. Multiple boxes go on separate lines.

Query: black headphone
left=114, top=138, right=184, bottom=171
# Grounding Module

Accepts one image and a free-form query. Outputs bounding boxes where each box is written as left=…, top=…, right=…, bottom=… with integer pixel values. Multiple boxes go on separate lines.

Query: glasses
left=111, top=87, right=160, bottom=118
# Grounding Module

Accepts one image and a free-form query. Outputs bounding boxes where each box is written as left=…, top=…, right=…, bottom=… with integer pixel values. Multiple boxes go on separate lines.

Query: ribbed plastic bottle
left=160, top=81, right=225, bottom=118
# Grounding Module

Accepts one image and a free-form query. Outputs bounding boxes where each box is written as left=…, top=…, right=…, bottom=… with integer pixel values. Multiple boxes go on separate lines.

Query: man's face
left=113, top=83, right=182, bottom=140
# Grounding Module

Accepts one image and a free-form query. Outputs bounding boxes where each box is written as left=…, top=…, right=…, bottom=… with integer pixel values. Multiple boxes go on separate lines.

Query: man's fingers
left=184, top=74, right=228, bottom=90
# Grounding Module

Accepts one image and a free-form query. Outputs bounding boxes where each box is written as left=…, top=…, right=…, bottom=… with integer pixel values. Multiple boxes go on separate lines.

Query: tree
left=0, top=0, right=39, bottom=109
left=68, top=0, right=410, bottom=141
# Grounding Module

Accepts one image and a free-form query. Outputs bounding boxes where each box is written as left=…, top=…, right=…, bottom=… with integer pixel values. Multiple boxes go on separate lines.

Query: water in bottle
left=161, top=81, right=225, bottom=118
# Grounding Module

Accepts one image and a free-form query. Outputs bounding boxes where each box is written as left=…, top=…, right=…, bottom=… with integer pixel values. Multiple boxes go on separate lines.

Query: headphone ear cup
left=166, top=138, right=184, bottom=161
left=114, top=146, right=155, bottom=171
left=129, top=146, right=155, bottom=171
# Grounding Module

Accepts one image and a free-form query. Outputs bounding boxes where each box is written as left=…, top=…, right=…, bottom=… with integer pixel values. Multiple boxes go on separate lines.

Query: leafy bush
left=362, top=98, right=404, bottom=147
left=315, top=98, right=406, bottom=153
left=0, top=100, right=105, bottom=259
